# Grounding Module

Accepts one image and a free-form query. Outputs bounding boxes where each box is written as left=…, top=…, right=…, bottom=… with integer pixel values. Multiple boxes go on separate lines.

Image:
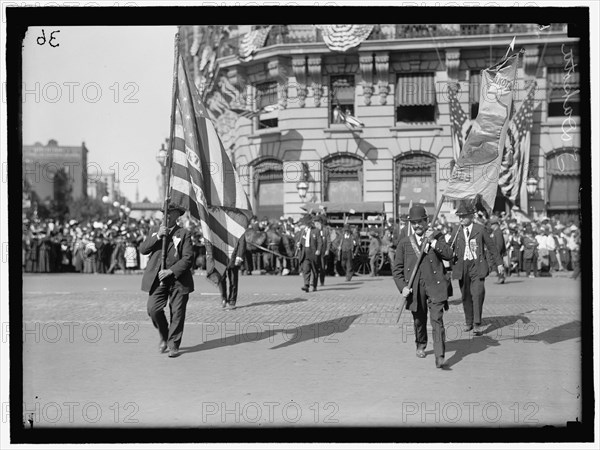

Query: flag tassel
left=161, top=33, right=181, bottom=273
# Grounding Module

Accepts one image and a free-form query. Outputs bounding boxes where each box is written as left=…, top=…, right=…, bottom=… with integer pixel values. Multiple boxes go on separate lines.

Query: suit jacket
left=393, top=233, right=454, bottom=310
left=490, top=228, right=506, bottom=256
left=140, top=225, right=194, bottom=294
left=451, top=223, right=502, bottom=280
left=298, top=227, right=323, bottom=263
left=227, top=233, right=247, bottom=269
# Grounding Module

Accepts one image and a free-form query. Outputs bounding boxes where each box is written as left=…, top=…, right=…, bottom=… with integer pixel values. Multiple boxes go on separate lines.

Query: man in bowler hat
left=140, top=204, right=194, bottom=358
left=393, top=205, right=454, bottom=369
left=452, top=200, right=504, bottom=335
left=297, top=214, right=322, bottom=292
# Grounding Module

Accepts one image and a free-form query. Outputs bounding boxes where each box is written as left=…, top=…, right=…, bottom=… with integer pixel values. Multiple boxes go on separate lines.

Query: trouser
left=524, top=256, right=538, bottom=277
left=411, top=281, right=446, bottom=358
left=369, top=253, right=379, bottom=276
left=302, top=258, right=318, bottom=288
left=341, top=250, right=354, bottom=280
left=316, top=253, right=327, bottom=285
left=458, top=260, right=486, bottom=326
left=218, top=267, right=240, bottom=303
left=147, top=282, right=189, bottom=350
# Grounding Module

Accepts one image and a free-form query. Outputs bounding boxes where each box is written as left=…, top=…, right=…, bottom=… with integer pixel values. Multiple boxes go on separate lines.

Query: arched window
left=545, top=148, right=580, bottom=215
left=253, top=159, right=283, bottom=221
left=323, top=154, right=363, bottom=203
left=395, top=153, right=437, bottom=215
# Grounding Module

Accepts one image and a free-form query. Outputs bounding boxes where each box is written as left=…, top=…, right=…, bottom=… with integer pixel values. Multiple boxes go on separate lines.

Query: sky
left=22, top=25, right=178, bottom=203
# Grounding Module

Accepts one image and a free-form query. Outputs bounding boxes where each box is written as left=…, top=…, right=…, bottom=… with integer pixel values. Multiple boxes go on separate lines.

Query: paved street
left=20, top=271, right=582, bottom=428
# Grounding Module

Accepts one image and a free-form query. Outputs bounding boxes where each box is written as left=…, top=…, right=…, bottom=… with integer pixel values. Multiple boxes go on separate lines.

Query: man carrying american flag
left=141, top=35, right=252, bottom=357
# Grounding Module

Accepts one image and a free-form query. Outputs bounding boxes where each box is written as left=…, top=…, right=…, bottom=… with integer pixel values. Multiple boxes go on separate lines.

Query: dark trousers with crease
left=218, top=267, right=239, bottom=303
left=147, top=281, right=189, bottom=350
left=302, top=258, right=318, bottom=288
left=458, top=259, right=486, bottom=326
left=411, top=279, right=446, bottom=358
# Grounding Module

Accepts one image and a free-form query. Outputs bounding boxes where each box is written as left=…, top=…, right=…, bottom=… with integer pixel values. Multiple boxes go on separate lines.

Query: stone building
left=178, top=24, right=582, bottom=223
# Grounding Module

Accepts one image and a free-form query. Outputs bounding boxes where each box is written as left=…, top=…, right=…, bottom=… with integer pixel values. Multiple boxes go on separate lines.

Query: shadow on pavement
left=483, top=314, right=531, bottom=337
left=270, top=314, right=362, bottom=350
left=179, top=314, right=362, bottom=355
left=520, top=320, right=581, bottom=345
left=232, top=297, right=308, bottom=310
left=444, top=334, right=501, bottom=368
left=315, top=286, right=361, bottom=291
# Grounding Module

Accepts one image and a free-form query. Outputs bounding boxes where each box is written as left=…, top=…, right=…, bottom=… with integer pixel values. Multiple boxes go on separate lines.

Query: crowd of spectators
left=22, top=212, right=581, bottom=280
left=21, top=217, right=208, bottom=275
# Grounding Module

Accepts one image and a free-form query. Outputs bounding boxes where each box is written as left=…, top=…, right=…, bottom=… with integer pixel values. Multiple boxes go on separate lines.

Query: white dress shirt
left=463, top=224, right=475, bottom=260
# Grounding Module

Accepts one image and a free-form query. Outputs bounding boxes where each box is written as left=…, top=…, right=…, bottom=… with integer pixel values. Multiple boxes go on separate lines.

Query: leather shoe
left=416, top=349, right=426, bottom=358
left=311, top=286, right=317, bottom=292
left=158, top=340, right=167, bottom=354
left=435, top=356, right=445, bottom=368
left=168, top=347, right=180, bottom=358
left=473, top=324, right=483, bottom=335
left=228, top=301, right=237, bottom=309
left=221, top=299, right=228, bottom=309
left=301, top=286, right=309, bottom=292
left=462, top=324, right=473, bottom=332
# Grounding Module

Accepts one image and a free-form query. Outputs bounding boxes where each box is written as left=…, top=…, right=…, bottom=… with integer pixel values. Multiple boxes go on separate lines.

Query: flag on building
left=444, top=52, right=521, bottom=214
left=169, top=53, right=253, bottom=284
left=498, top=80, right=537, bottom=204
left=448, top=82, right=472, bottom=163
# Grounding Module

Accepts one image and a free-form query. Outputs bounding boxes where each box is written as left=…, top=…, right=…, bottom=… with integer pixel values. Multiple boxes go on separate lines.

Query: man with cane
left=393, top=205, right=454, bottom=369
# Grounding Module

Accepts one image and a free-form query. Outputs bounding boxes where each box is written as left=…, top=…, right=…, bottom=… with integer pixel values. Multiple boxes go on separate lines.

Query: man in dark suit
left=297, top=215, right=322, bottom=292
left=393, top=205, right=454, bottom=369
left=487, top=216, right=507, bottom=284
left=451, top=201, right=504, bottom=335
left=338, top=225, right=358, bottom=281
left=218, top=232, right=246, bottom=309
left=314, top=215, right=330, bottom=287
left=140, top=204, right=194, bottom=358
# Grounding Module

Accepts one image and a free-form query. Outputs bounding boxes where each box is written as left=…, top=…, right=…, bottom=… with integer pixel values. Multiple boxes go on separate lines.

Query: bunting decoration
left=316, top=25, right=374, bottom=52
left=238, top=26, right=273, bottom=61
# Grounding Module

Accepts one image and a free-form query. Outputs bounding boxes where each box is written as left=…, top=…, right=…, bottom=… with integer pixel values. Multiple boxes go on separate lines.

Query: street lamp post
left=526, top=175, right=538, bottom=219
left=296, top=162, right=309, bottom=202
left=156, top=143, right=168, bottom=203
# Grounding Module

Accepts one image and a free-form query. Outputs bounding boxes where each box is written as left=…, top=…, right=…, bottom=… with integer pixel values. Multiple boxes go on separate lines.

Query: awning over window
left=547, top=67, right=580, bottom=103
left=257, top=82, right=278, bottom=109
left=331, top=75, right=355, bottom=103
left=546, top=149, right=580, bottom=176
left=469, top=71, right=482, bottom=104
left=396, top=73, right=436, bottom=106
left=396, top=154, right=436, bottom=173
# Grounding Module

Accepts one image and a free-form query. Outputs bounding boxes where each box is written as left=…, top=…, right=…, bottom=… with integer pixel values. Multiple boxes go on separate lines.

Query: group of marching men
left=138, top=202, right=581, bottom=362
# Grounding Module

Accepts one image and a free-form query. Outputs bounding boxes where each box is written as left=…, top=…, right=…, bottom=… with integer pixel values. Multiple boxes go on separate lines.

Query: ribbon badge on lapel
left=172, top=234, right=182, bottom=257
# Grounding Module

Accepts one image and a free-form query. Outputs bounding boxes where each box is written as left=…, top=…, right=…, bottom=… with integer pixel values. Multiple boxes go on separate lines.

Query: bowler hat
left=455, top=201, right=476, bottom=216
left=407, top=205, right=428, bottom=222
left=167, top=204, right=186, bottom=216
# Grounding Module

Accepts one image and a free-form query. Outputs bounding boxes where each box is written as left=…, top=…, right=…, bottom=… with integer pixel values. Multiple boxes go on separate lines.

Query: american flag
left=448, top=83, right=471, bottom=163
left=169, top=53, right=252, bottom=284
left=499, top=81, right=537, bottom=204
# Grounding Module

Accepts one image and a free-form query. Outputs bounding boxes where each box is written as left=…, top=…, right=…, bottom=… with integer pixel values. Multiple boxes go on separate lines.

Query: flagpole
left=161, top=33, right=180, bottom=274
left=502, top=36, right=516, bottom=61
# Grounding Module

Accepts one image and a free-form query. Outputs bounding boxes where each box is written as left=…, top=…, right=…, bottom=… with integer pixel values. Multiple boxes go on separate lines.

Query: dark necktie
left=466, top=228, right=470, bottom=238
